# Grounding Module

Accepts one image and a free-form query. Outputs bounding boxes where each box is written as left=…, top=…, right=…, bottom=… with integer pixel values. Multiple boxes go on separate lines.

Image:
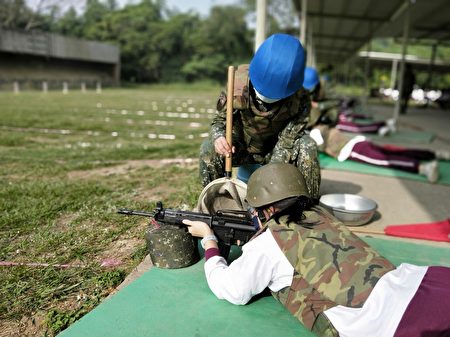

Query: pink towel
left=385, top=219, right=450, bottom=242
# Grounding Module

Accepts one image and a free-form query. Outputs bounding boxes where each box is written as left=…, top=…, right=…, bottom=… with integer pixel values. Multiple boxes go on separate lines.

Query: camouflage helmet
left=145, top=220, right=199, bottom=269
left=246, top=163, right=310, bottom=208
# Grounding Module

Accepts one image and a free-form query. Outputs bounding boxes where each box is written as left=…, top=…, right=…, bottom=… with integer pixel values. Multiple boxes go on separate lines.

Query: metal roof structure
left=291, top=0, right=450, bottom=65
left=253, top=0, right=450, bottom=117
left=358, top=51, right=450, bottom=72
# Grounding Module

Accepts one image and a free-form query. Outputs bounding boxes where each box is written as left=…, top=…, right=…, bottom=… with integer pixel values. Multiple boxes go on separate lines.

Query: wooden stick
left=225, top=65, right=235, bottom=178
left=348, top=227, right=386, bottom=236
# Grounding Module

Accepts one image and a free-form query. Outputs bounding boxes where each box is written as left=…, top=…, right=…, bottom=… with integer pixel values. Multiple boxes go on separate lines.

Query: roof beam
left=314, top=33, right=367, bottom=42
left=409, top=1, right=449, bottom=40
left=415, top=22, right=450, bottom=40
left=307, top=11, right=386, bottom=23
left=315, top=46, right=356, bottom=54
left=291, top=1, right=386, bottom=23
left=394, top=37, right=450, bottom=47
left=316, top=52, right=350, bottom=58
left=352, top=1, right=411, bottom=66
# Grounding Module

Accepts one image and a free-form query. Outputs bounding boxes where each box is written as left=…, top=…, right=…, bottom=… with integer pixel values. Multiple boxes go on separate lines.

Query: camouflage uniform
left=306, top=102, right=340, bottom=129
left=312, top=124, right=350, bottom=158
left=200, top=64, right=321, bottom=200
left=267, top=206, right=395, bottom=334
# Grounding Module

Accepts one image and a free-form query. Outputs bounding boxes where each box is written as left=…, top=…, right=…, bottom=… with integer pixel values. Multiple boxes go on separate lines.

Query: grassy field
left=0, top=84, right=222, bottom=335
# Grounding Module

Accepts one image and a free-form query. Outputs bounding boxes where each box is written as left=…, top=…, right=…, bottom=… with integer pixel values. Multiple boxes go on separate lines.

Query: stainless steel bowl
left=319, top=193, right=377, bottom=226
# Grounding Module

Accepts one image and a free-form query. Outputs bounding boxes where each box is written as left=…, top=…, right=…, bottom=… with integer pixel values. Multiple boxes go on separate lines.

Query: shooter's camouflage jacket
left=211, top=64, right=311, bottom=160
left=267, top=206, right=395, bottom=333
left=312, top=124, right=352, bottom=159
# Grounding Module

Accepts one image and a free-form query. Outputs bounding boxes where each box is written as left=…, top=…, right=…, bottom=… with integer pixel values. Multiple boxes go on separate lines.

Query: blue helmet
left=303, top=67, right=320, bottom=91
left=249, top=34, right=306, bottom=100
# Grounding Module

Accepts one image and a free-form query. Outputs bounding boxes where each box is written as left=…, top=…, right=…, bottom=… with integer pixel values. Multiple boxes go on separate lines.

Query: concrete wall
left=0, top=29, right=120, bottom=89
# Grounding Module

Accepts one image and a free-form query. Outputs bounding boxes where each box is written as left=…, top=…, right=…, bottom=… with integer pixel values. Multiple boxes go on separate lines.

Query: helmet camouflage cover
left=246, top=163, right=310, bottom=208
left=145, top=219, right=199, bottom=269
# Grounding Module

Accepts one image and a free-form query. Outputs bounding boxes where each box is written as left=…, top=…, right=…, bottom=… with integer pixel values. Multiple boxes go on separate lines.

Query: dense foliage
left=1, top=0, right=449, bottom=87
left=1, top=0, right=255, bottom=83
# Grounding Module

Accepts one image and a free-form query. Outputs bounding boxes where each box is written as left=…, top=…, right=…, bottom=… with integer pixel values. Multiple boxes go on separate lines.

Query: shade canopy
left=291, top=0, right=450, bottom=64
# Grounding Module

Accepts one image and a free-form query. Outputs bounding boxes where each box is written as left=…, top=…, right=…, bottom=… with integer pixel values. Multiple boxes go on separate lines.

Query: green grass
left=0, top=84, right=221, bottom=335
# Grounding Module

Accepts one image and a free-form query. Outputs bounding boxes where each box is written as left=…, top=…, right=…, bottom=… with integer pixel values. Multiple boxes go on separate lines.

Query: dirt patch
left=68, top=158, right=198, bottom=180
left=0, top=314, right=46, bottom=337
left=97, top=237, right=144, bottom=265
left=53, top=213, right=79, bottom=232
left=136, top=184, right=180, bottom=202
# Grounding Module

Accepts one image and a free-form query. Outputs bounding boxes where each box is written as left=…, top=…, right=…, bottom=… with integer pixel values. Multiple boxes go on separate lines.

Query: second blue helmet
left=303, top=67, right=320, bottom=91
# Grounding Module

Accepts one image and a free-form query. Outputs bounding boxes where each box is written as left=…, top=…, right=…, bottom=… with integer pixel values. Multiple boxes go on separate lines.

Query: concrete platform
left=322, top=102, right=450, bottom=248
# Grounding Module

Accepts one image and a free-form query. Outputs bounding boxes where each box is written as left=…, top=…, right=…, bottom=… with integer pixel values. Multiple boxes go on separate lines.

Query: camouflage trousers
left=199, top=135, right=321, bottom=201
left=311, top=313, right=340, bottom=337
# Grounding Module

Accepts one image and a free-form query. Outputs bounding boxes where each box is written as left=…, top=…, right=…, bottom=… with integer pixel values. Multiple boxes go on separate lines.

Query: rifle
left=117, top=201, right=258, bottom=260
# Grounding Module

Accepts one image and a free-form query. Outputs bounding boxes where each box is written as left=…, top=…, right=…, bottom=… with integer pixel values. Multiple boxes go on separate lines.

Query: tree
left=0, top=0, right=78, bottom=32
left=242, top=0, right=297, bottom=35
left=82, top=0, right=112, bottom=37
left=0, top=0, right=34, bottom=30
left=83, top=0, right=166, bottom=82
left=2, top=0, right=256, bottom=84
left=153, top=13, right=203, bottom=82
left=181, top=5, right=253, bottom=83
left=53, top=6, right=82, bottom=37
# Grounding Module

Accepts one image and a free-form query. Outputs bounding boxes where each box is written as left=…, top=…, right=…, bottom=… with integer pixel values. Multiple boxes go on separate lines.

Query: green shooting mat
left=319, top=153, right=450, bottom=186
left=59, top=259, right=312, bottom=337
left=362, top=237, right=450, bottom=267
left=59, top=238, right=450, bottom=337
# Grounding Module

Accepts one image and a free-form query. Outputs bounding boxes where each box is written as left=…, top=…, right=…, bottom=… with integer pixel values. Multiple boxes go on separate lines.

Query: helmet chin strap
left=257, top=209, right=267, bottom=223
left=259, top=206, right=276, bottom=223
left=254, top=87, right=280, bottom=104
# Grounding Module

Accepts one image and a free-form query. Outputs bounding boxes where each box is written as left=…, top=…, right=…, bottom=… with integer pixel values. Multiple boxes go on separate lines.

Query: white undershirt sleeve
left=204, top=230, right=294, bottom=305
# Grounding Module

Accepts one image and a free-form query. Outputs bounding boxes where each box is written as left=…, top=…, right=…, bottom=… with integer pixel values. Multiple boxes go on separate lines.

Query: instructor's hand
left=182, top=219, right=214, bottom=238
left=214, top=136, right=235, bottom=157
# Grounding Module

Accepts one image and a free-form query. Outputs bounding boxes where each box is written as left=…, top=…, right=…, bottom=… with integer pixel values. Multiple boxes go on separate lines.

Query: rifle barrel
left=117, top=209, right=154, bottom=217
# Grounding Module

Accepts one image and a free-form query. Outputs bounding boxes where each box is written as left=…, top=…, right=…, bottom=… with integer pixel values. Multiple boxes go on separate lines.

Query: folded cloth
left=385, top=219, right=450, bottom=242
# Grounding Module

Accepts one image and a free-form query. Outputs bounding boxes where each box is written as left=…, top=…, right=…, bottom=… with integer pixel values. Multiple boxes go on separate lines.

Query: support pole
left=364, top=28, right=372, bottom=107
left=307, top=25, right=314, bottom=67
left=13, top=81, right=20, bottom=94
left=300, top=0, right=307, bottom=46
left=390, top=59, right=398, bottom=89
left=255, top=0, right=267, bottom=52
left=62, top=81, right=69, bottom=94
left=393, top=0, right=411, bottom=121
left=346, top=59, right=351, bottom=86
left=425, top=43, right=437, bottom=89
